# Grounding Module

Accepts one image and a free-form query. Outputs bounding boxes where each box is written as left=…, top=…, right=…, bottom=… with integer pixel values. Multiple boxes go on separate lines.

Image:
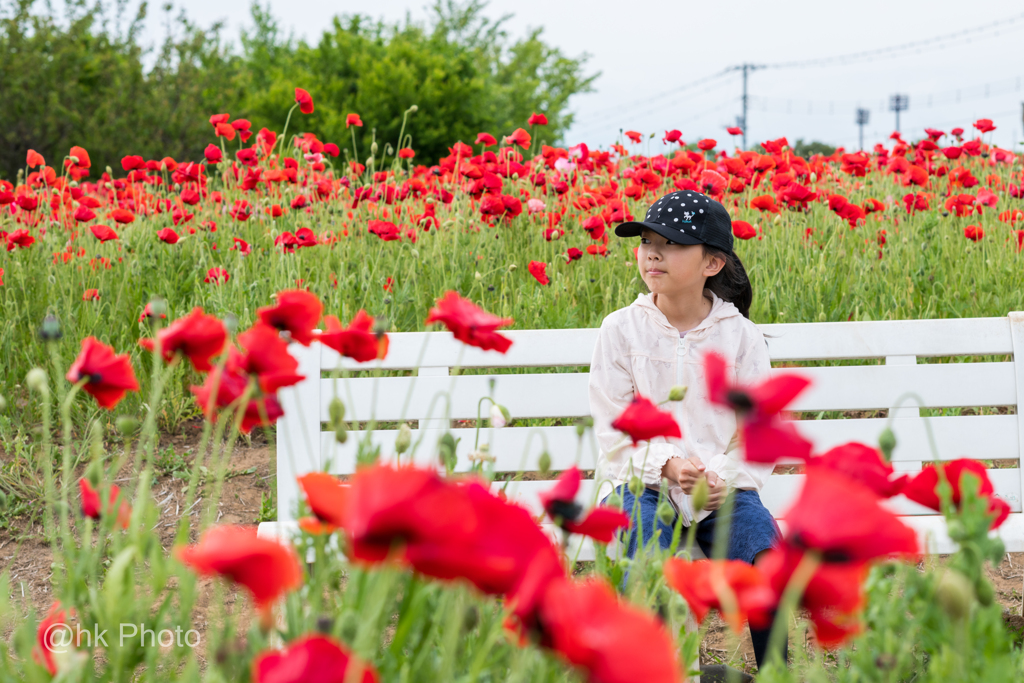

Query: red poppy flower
left=138, top=302, right=167, bottom=322
left=66, top=337, right=140, bottom=409
left=205, top=267, right=230, bottom=285
left=215, top=122, right=236, bottom=140
left=82, top=288, right=100, bottom=301
left=732, top=220, right=756, bottom=240
left=425, top=291, right=514, bottom=353
left=758, top=542, right=870, bottom=647
left=538, top=467, right=630, bottom=543
left=538, top=578, right=680, bottom=683
left=397, top=147, right=415, bottom=159
left=229, top=199, right=253, bottom=221
left=528, top=112, right=548, bottom=126
left=726, top=126, right=743, bottom=136
left=964, top=225, right=984, bottom=241
left=506, top=128, right=532, bottom=148
left=704, top=351, right=812, bottom=462
left=567, top=247, right=583, bottom=261
left=257, top=290, right=323, bottom=346
left=253, top=634, right=378, bottom=683
left=79, top=478, right=131, bottom=529
left=901, top=458, right=1011, bottom=529
left=297, top=473, right=350, bottom=533
left=973, top=118, right=996, bottom=133
left=34, top=602, right=73, bottom=674
left=663, top=129, right=683, bottom=144
left=157, top=228, right=179, bottom=244
left=7, top=228, right=34, bottom=249
left=108, top=208, right=134, bottom=224
left=139, top=307, right=227, bottom=372
left=750, top=194, right=780, bottom=213
left=323, top=143, right=340, bottom=157
left=189, top=359, right=286, bottom=432
left=475, top=132, right=497, bottom=146
left=294, top=87, right=314, bottom=114
left=26, top=149, right=45, bottom=167
left=807, top=442, right=906, bottom=498
left=69, top=145, right=91, bottom=168
left=74, top=206, right=96, bottom=222
left=345, top=113, right=363, bottom=128
left=319, top=311, right=389, bottom=363
left=90, top=224, right=118, bottom=242
left=784, top=467, right=918, bottom=561
left=528, top=260, right=550, bottom=285
left=697, top=138, right=717, bottom=151
left=176, top=525, right=302, bottom=616
left=663, top=558, right=776, bottom=632
left=367, top=219, right=400, bottom=241
left=611, top=394, right=682, bottom=445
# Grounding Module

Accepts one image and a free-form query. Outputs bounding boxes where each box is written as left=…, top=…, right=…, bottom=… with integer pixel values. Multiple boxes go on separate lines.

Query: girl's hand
left=703, top=471, right=727, bottom=511
left=662, top=456, right=705, bottom=494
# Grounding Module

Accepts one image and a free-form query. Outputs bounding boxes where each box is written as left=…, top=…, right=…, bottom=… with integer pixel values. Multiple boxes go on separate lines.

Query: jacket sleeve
left=588, top=318, right=680, bottom=488
left=705, top=328, right=775, bottom=491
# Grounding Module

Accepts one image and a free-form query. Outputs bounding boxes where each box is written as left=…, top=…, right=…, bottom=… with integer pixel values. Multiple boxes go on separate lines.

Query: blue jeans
left=609, top=485, right=781, bottom=563
left=606, top=484, right=788, bottom=670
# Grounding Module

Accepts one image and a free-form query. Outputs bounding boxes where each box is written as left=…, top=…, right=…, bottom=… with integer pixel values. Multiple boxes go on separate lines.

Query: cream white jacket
left=589, top=290, right=774, bottom=526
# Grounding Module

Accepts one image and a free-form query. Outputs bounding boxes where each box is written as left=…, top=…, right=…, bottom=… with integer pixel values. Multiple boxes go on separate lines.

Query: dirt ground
left=1, top=436, right=1023, bottom=676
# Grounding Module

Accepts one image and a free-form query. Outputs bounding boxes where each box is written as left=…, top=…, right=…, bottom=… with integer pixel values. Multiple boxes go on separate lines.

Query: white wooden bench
left=257, top=313, right=1024, bottom=558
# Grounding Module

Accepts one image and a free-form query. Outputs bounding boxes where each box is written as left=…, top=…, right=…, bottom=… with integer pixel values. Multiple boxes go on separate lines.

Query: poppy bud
left=475, top=271, right=483, bottom=280
left=373, top=317, right=388, bottom=339
left=574, top=416, right=593, bottom=437
left=411, top=249, right=419, bottom=259
left=462, top=605, right=479, bottom=632
left=628, top=476, right=644, bottom=498
left=39, top=314, right=63, bottom=341
left=26, top=368, right=48, bottom=394
left=328, top=398, right=345, bottom=426
left=89, top=420, right=105, bottom=460
left=810, top=172, right=817, bottom=183
left=334, top=425, right=348, bottom=444
left=223, top=313, right=238, bottom=335
left=489, top=404, right=509, bottom=429
left=116, top=416, right=139, bottom=435
left=935, top=570, right=973, bottom=620
left=508, top=264, right=517, bottom=271
left=606, top=492, right=623, bottom=509
left=976, top=577, right=994, bottom=606
left=316, top=616, right=334, bottom=634
left=69, top=155, right=80, bottom=164
left=370, top=142, right=378, bottom=155
left=409, top=105, right=418, bottom=113
left=692, top=476, right=710, bottom=512
left=438, top=433, right=459, bottom=471
left=657, top=501, right=674, bottom=526
left=538, top=451, right=552, bottom=475
left=339, top=612, right=359, bottom=642
left=148, top=298, right=168, bottom=319
left=878, top=427, right=896, bottom=462
left=988, top=538, right=1005, bottom=565
left=0, top=395, right=6, bottom=412
left=668, top=385, right=687, bottom=402
left=395, top=423, right=412, bottom=454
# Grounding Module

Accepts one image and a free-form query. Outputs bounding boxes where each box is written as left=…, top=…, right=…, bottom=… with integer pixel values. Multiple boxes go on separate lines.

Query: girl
left=588, top=189, right=786, bottom=670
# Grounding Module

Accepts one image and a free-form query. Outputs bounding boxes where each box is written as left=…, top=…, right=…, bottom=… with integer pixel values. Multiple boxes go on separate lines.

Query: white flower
left=489, top=404, right=507, bottom=429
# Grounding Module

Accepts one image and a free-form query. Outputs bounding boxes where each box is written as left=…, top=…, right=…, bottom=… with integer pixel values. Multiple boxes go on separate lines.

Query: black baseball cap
left=614, top=190, right=734, bottom=253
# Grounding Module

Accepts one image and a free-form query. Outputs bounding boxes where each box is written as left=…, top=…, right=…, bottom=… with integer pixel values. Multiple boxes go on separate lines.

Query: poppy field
left=1, top=96, right=1023, bottom=424
left=1, top=89, right=1023, bottom=681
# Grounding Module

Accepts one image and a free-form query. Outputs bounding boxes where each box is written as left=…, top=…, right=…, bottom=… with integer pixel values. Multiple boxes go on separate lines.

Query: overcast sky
left=155, top=0, right=1024, bottom=152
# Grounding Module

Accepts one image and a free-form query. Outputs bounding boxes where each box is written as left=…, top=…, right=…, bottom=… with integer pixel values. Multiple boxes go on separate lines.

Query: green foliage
left=0, top=0, right=595, bottom=179
left=791, top=139, right=837, bottom=158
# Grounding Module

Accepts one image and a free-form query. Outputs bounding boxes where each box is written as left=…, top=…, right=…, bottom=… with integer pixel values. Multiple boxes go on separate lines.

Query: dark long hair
left=702, top=246, right=753, bottom=319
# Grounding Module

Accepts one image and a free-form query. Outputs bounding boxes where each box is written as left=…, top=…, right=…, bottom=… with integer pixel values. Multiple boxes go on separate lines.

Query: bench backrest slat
left=275, top=313, right=1024, bottom=558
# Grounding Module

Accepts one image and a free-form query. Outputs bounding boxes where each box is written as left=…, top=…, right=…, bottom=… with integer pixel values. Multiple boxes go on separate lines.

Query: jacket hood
left=632, top=289, right=741, bottom=336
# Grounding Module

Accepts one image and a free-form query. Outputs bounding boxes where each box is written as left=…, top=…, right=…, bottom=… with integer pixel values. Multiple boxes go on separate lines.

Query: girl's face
left=637, top=228, right=725, bottom=296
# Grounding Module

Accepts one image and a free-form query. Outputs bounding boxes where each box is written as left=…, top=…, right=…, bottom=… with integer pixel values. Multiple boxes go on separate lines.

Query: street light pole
left=889, top=94, right=909, bottom=134
left=856, top=108, right=870, bottom=151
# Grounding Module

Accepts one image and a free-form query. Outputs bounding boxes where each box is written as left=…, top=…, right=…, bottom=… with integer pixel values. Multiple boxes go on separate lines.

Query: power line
left=763, top=11, right=1024, bottom=69
left=576, top=69, right=734, bottom=124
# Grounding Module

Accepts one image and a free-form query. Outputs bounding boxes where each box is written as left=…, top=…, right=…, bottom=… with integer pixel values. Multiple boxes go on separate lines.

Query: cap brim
left=614, top=221, right=704, bottom=244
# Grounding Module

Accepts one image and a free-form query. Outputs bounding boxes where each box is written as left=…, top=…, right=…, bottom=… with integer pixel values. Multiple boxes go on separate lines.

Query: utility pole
left=726, top=63, right=766, bottom=150
left=856, top=108, right=870, bottom=150
left=889, top=94, right=909, bottom=134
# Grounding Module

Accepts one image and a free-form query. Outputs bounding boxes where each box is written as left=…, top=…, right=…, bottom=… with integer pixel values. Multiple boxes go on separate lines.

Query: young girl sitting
left=588, top=189, right=786, bottom=670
